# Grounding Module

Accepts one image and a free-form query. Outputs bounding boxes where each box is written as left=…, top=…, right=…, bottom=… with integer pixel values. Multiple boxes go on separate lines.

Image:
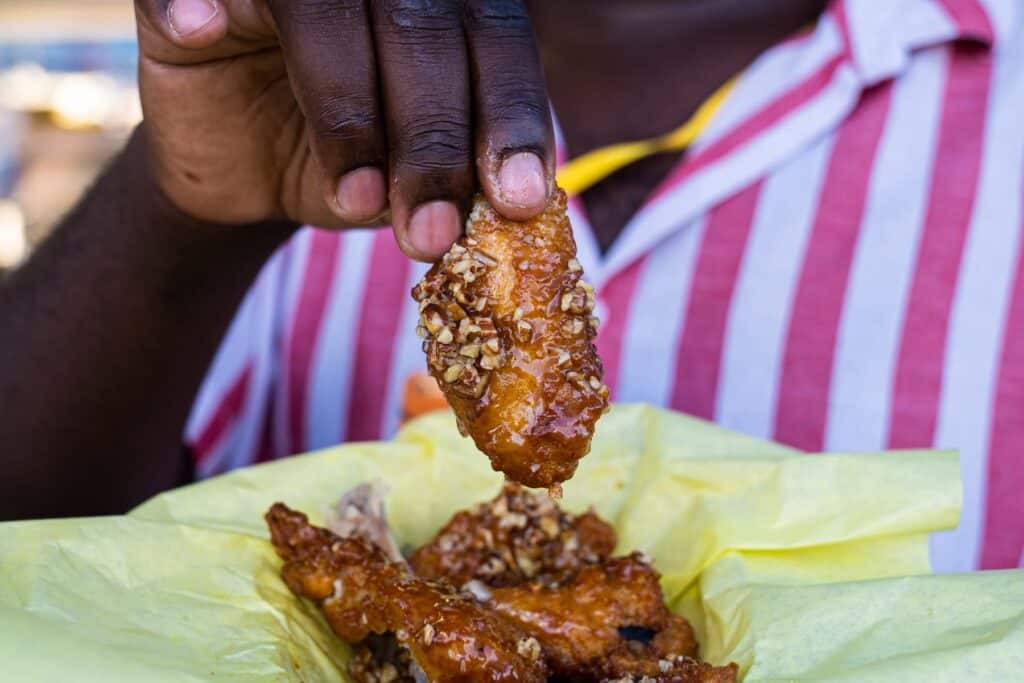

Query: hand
left=134, top=0, right=554, bottom=260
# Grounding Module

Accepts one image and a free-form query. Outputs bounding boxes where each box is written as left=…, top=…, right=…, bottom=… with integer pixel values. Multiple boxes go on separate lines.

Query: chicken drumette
left=266, top=485, right=737, bottom=683
left=412, top=190, right=609, bottom=491
left=266, top=503, right=548, bottom=683
left=488, top=554, right=704, bottom=680
left=410, top=482, right=616, bottom=589
left=412, top=485, right=733, bottom=683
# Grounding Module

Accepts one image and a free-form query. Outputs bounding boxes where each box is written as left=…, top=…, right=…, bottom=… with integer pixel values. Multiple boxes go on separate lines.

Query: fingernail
left=335, top=168, right=386, bottom=221
left=498, top=152, right=546, bottom=208
left=409, top=201, right=460, bottom=257
left=168, top=0, right=218, bottom=37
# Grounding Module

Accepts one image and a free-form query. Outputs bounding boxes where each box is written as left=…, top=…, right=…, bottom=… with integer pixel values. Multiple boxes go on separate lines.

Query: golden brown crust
left=410, top=483, right=617, bottom=588
left=411, top=190, right=609, bottom=488
left=348, top=634, right=418, bottom=683
left=487, top=554, right=701, bottom=680
left=600, top=658, right=741, bottom=683
left=266, top=487, right=737, bottom=683
left=266, top=503, right=548, bottom=683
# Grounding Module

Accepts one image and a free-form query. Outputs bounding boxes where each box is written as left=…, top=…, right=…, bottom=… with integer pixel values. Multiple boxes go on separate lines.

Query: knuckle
left=273, top=0, right=367, bottom=43
left=285, top=0, right=365, bottom=24
left=397, top=111, right=471, bottom=171
left=462, top=0, right=530, bottom=34
left=312, top=95, right=379, bottom=144
left=377, top=0, right=460, bottom=33
left=483, top=98, right=547, bottom=128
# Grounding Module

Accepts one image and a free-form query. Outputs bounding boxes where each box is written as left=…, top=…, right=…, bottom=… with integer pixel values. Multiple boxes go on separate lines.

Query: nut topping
left=444, top=365, right=464, bottom=383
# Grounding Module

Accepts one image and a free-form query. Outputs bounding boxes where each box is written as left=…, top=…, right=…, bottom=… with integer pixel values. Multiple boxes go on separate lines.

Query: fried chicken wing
left=409, top=487, right=734, bottom=682
left=410, top=483, right=616, bottom=589
left=266, top=485, right=737, bottom=683
left=486, top=554, right=702, bottom=680
left=412, top=190, right=609, bottom=490
left=266, top=503, right=547, bottom=683
left=601, top=657, right=740, bottom=683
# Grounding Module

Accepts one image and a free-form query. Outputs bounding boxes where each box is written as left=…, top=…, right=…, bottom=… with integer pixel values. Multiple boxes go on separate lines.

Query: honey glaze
left=412, top=190, right=609, bottom=489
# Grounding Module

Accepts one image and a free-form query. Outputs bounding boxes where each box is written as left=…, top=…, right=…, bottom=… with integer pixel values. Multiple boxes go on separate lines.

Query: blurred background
left=0, top=0, right=139, bottom=272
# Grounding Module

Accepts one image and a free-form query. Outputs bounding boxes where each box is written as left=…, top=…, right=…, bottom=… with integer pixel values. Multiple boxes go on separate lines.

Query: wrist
left=86, top=125, right=299, bottom=299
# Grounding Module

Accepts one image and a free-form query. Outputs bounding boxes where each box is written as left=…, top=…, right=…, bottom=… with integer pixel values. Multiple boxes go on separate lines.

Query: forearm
left=0, top=127, right=296, bottom=519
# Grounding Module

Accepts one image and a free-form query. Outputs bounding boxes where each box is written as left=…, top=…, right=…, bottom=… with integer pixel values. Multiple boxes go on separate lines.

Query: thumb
left=135, top=0, right=229, bottom=53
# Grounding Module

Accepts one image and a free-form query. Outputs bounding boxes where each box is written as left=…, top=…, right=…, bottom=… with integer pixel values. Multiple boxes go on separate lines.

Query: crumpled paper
left=1, top=404, right=1021, bottom=681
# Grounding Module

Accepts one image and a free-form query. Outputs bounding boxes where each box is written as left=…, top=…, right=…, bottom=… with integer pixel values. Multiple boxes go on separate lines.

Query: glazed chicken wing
left=412, top=190, right=609, bottom=490
left=601, top=658, right=740, bottom=683
left=488, top=554, right=707, bottom=680
left=267, top=486, right=737, bottom=683
left=266, top=503, right=547, bottom=683
left=410, top=483, right=616, bottom=589
left=412, top=485, right=734, bottom=682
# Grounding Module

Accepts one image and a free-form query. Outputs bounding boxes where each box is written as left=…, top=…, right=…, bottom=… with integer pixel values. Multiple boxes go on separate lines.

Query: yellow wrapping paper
left=1, top=404, right=1022, bottom=681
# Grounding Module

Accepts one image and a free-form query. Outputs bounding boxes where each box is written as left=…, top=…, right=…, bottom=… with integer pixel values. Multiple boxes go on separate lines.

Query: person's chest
left=274, top=31, right=1023, bottom=578
left=190, top=1, right=1024, bottom=571
left=283, top=31, right=1022, bottom=455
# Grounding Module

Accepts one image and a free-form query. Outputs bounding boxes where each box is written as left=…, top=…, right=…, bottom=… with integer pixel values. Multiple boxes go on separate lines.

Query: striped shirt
left=185, top=0, right=1024, bottom=573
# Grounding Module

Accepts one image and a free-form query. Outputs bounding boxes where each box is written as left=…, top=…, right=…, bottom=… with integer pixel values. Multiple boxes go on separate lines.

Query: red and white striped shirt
left=186, top=0, right=1024, bottom=573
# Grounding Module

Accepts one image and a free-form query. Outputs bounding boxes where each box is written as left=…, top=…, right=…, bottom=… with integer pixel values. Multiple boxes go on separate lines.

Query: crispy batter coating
left=411, top=190, right=609, bottom=489
left=266, top=486, right=737, bottom=683
left=348, top=633, right=418, bottom=683
left=488, top=554, right=700, bottom=680
left=410, top=483, right=616, bottom=588
left=266, top=503, right=548, bottom=683
left=601, top=657, right=740, bottom=683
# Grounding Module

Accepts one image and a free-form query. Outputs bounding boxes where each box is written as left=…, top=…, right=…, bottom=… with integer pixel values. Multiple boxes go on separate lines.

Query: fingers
left=138, top=0, right=554, bottom=261
left=372, top=0, right=474, bottom=261
left=135, top=0, right=230, bottom=52
left=464, top=0, right=554, bottom=220
left=268, top=0, right=388, bottom=224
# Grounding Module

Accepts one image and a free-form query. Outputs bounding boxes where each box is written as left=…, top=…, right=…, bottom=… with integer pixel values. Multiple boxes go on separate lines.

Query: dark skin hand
left=139, top=0, right=556, bottom=257
left=0, top=0, right=826, bottom=520
left=1, top=0, right=555, bottom=520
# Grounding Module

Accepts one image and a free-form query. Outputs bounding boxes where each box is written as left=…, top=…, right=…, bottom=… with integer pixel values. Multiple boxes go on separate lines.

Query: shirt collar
left=551, top=0, right=997, bottom=285
left=833, top=0, right=994, bottom=86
